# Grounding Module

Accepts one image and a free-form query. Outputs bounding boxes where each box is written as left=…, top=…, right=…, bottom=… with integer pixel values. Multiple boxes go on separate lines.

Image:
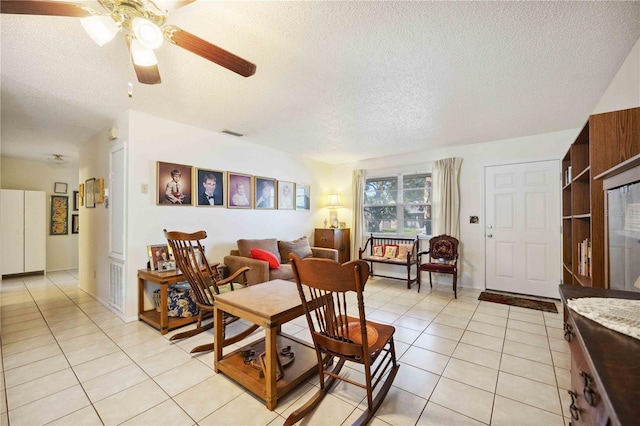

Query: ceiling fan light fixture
left=131, top=39, right=158, bottom=66
left=132, top=17, right=163, bottom=50
left=80, top=15, right=120, bottom=46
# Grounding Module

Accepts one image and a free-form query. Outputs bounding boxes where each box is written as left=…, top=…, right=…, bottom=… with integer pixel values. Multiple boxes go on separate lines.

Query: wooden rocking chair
left=285, top=254, right=400, bottom=426
left=164, top=229, right=259, bottom=353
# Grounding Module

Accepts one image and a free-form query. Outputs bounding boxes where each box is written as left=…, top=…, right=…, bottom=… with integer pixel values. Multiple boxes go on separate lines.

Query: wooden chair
left=164, top=229, right=259, bottom=353
left=417, top=234, right=459, bottom=297
left=285, top=254, right=399, bottom=426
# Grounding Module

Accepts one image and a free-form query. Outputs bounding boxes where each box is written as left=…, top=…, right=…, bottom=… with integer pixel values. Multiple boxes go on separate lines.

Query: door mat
left=478, top=291, right=558, bottom=314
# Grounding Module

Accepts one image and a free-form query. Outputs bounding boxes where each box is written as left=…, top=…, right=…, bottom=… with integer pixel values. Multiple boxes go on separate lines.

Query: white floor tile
left=1, top=273, right=573, bottom=426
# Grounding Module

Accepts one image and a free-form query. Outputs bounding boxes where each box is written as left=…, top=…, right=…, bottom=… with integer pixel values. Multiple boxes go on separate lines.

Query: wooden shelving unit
left=561, top=107, right=640, bottom=288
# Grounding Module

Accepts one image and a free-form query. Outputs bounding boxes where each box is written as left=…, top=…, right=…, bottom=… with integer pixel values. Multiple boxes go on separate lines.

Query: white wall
left=593, top=37, right=640, bottom=114
left=338, top=129, right=576, bottom=290
left=1, top=157, right=80, bottom=271
left=79, top=110, right=333, bottom=320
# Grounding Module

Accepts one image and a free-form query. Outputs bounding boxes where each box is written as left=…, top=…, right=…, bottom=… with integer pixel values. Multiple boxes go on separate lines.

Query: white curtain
left=433, top=157, right=462, bottom=239
left=351, top=169, right=366, bottom=260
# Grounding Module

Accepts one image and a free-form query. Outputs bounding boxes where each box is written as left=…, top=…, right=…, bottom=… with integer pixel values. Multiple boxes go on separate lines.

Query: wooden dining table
left=213, top=279, right=319, bottom=410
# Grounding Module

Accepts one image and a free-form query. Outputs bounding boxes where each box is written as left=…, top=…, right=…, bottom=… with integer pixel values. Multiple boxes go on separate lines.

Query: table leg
left=213, top=306, right=224, bottom=373
left=264, top=325, right=278, bottom=410
left=137, top=276, right=144, bottom=320
left=160, top=283, right=169, bottom=334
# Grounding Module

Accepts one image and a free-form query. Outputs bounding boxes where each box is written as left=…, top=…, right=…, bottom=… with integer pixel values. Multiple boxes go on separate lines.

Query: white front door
left=485, top=161, right=561, bottom=299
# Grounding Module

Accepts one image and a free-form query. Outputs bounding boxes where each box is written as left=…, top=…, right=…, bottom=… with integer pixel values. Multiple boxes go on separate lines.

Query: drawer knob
left=563, top=322, right=573, bottom=342
left=580, top=370, right=597, bottom=406
left=568, top=390, right=580, bottom=421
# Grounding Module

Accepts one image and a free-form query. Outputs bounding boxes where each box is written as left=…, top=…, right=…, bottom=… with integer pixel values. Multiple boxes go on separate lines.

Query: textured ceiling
left=1, top=1, right=640, bottom=165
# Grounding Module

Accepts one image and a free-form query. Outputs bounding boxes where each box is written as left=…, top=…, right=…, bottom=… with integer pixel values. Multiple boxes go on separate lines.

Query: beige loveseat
left=223, top=237, right=338, bottom=285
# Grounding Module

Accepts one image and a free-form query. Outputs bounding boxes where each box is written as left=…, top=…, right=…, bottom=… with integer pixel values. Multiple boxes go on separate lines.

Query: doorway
left=484, top=160, right=560, bottom=299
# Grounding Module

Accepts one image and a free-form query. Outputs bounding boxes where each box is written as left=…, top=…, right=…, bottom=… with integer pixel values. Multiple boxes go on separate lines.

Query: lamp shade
left=131, top=39, right=158, bottom=66
left=327, top=194, right=342, bottom=208
left=132, top=17, right=163, bottom=50
left=80, top=15, right=120, bottom=46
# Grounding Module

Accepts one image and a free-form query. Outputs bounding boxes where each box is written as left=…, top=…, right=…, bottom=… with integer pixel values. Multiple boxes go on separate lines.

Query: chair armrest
left=311, top=247, right=338, bottom=262
left=223, top=255, right=270, bottom=285
left=218, top=266, right=251, bottom=289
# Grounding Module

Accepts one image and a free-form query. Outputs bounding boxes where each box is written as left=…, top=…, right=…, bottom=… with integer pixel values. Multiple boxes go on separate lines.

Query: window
left=364, top=173, right=432, bottom=236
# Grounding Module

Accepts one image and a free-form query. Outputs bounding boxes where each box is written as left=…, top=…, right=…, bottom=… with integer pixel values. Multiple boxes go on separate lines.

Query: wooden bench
left=358, top=234, right=419, bottom=289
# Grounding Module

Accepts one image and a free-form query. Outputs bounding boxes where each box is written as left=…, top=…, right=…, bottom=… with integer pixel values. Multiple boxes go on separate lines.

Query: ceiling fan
left=0, top=0, right=256, bottom=84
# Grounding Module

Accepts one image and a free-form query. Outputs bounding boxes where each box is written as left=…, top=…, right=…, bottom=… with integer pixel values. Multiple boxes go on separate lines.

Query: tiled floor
left=0, top=271, right=571, bottom=425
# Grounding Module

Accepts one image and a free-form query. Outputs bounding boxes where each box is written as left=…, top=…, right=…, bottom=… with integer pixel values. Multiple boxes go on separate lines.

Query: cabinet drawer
left=565, top=317, right=610, bottom=426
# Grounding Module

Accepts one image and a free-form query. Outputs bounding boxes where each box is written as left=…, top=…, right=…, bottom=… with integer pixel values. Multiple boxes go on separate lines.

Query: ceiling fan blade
left=133, top=63, right=162, bottom=85
left=125, top=37, right=162, bottom=85
left=164, top=25, right=256, bottom=78
left=0, top=0, right=92, bottom=17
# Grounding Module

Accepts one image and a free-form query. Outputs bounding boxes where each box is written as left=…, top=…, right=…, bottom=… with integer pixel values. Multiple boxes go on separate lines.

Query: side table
left=137, top=269, right=198, bottom=334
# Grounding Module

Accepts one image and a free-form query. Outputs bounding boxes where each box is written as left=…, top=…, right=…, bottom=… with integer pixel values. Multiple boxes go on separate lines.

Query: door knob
left=487, top=234, right=493, bottom=238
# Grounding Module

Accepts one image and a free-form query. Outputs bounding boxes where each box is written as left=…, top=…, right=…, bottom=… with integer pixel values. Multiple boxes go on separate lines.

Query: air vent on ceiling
left=222, top=130, right=244, bottom=137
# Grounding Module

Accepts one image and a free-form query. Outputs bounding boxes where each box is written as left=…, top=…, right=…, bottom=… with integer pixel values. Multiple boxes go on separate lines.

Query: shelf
left=572, top=213, right=591, bottom=219
left=573, top=165, right=590, bottom=181
left=574, top=274, right=592, bottom=288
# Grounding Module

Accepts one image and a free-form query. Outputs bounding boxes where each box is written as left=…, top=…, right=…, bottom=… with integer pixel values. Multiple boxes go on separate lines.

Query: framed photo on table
left=147, top=244, right=176, bottom=271
left=227, top=172, right=252, bottom=208
left=254, top=176, right=276, bottom=209
left=277, top=181, right=295, bottom=210
left=195, top=168, right=225, bottom=207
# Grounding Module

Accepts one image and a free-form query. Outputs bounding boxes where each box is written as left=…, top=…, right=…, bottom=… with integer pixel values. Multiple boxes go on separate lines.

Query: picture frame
left=195, top=168, right=225, bottom=207
left=54, top=182, right=68, bottom=194
left=85, top=178, right=95, bottom=208
left=295, top=184, right=311, bottom=210
left=78, top=183, right=84, bottom=207
left=227, top=172, right=253, bottom=208
left=71, top=214, right=79, bottom=234
left=50, top=195, right=69, bottom=235
left=277, top=181, right=295, bottom=210
left=95, top=178, right=104, bottom=204
left=73, top=191, right=80, bottom=211
left=147, top=244, right=176, bottom=271
left=254, top=176, right=276, bottom=209
left=157, top=162, right=193, bottom=206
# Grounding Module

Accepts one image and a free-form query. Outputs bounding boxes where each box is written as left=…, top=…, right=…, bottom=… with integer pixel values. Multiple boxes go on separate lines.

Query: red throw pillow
left=250, top=248, right=281, bottom=269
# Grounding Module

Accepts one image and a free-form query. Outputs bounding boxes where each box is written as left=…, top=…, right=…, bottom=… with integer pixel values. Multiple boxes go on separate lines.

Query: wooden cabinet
left=559, top=285, right=640, bottom=426
left=1, top=189, right=46, bottom=276
left=314, top=228, right=350, bottom=263
left=561, top=107, right=640, bottom=288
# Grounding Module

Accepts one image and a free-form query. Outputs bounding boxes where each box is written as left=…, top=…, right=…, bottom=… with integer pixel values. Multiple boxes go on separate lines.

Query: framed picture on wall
left=71, top=214, right=79, bottom=234
left=79, top=183, right=84, bottom=207
left=254, top=176, right=276, bottom=209
left=157, top=162, right=193, bottom=206
left=195, top=168, right=225, bottom=207
left=277, top=181, right=295, bottom=210
left=295, top=184, right=310, bottom=210
left=73, top=191, right=79, bottom=211
left=227, top=172, right=252, bottom=208
left=85, top=178, right=95, bottom=208
left=50, top=195, right=69, bottom=235
left=54, top=182, right=67, bottom=194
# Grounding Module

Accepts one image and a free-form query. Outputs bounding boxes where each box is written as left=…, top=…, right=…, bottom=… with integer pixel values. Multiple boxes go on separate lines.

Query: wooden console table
left=559, top=284, right=640, bottom=426
left=137, top=269, right=198, bottom=334
left=213, top=279, right=318, bottom=410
